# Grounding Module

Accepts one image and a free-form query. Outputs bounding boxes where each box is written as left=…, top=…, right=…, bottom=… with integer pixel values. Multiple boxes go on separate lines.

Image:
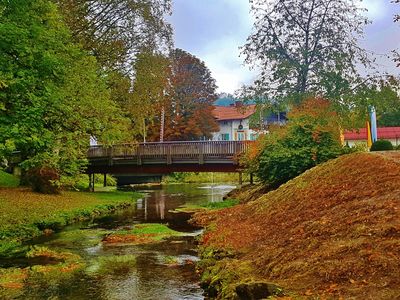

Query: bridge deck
left=87, top=141, right=252, bottom=174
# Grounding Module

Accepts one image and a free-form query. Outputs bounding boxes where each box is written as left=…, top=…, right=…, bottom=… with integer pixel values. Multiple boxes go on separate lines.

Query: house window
left=250, top=133, right=257, bottom=141
left=237, top=132, right=245, bottom=141
left=221, top=133, right=230, bottom=141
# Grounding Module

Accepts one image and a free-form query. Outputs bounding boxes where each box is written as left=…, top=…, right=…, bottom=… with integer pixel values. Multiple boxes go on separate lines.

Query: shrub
left=25, top=167, right=60, bottom=194
left=370, top=140, right=394, bottom=151
left=251, top=98, right=344, bottom=188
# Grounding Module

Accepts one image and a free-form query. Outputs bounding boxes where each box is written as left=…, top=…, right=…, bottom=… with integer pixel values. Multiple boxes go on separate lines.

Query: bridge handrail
left=88, top=140, right=253, bottom=161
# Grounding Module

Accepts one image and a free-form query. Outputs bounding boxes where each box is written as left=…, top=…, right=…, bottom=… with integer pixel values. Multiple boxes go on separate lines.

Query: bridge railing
left=88, top=141, right=253, bottom=164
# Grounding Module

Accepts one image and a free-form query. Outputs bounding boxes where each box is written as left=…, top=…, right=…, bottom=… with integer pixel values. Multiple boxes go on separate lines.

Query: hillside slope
left=195, top=152, right=400, bottom=299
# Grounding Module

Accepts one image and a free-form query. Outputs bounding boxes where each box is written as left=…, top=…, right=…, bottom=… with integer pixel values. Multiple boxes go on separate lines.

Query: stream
left=0, top=184, right=235, bottom=300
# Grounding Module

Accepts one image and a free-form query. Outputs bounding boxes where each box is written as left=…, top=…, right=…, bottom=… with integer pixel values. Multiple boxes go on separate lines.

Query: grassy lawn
left=0, top=187, right=141, bottom=257
left=0, top=170, right=20, bottom=188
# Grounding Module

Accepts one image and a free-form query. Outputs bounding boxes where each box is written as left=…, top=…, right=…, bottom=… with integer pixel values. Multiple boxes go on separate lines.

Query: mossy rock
left=235, top=282, right=284, bottom=299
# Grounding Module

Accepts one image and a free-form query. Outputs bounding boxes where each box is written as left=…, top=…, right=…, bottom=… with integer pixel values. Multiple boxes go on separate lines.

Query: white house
left=212, top=104, right=259, bottom=141
left=344, top=127, right=400, bottom=147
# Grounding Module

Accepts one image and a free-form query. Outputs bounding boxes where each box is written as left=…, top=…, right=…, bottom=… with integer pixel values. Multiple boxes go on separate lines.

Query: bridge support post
left=103, top=173, right=107, bottom=187
left=238, top=172, right=243, bottom=186
left=89, top=173, right=94, bottom=192
left=250, top=173, right=254, bottom=185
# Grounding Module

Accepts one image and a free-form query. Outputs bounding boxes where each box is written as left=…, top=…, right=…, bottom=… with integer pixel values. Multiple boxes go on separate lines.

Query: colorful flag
left=369, top=106, right=378, bottom=142
left=366, top=121, right=372, bottom=149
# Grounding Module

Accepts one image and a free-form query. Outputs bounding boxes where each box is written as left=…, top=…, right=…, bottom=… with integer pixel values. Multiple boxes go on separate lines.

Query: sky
left=169, top=0, right=400, bottom=94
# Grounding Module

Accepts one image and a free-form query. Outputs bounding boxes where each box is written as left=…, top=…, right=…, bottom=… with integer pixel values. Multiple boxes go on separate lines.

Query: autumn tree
left=242, top=0, right=370, bottom=104
left=148, top=49, right=219, bottom=141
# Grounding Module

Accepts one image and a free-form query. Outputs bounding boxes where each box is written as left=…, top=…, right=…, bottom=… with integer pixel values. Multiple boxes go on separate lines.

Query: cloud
left=201, top=37, right=257, bottom=93
left=362, top=0, right=391, bottom=20
left=169, top=0, right=400, bottom=93
left=170, top=0, right=255, bottom=93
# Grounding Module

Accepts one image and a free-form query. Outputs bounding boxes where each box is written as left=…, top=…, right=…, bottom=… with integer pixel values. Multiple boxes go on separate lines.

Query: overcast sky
left=169, top=0, right=400, bottom=94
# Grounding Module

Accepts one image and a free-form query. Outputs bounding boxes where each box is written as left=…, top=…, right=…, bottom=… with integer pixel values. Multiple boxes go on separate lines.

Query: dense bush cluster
left=245, top=99, right=345, bottom=188
left=370, top=140, right=394, bottom=151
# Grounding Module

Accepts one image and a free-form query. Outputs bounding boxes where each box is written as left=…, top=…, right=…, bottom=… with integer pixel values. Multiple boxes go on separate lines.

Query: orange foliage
left=147, top=49, right=219, bottom=141
left=0, top=282, right=24, bottom=289
left=102, top=234, right=155, bottom=245
left=288, top=97, right=341, bottom=142
left=194, top=152, right=400, bottom=299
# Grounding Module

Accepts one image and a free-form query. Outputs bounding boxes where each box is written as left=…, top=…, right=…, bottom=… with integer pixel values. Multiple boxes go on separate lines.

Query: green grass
left=0, top=170, right=19, bottom=187
left=164, top=172, right=249, bottom=183
left=125, top=223, right=181, bottom=241
left=202, top=199, right=240, bottom=209
left=0, top=188, right=142, bottom=257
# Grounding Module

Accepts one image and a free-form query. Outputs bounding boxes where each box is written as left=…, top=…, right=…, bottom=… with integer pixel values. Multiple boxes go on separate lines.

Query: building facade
left=212, top=104, right=259, bottom=141
left=344, top=127, right=400, bottom=147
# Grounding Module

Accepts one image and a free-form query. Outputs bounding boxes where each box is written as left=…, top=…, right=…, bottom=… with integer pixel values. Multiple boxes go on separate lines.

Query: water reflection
left=136, top=184, right=236, bottom=225
left=4, top=184, right=235, bottom=300
left=155, top=193, right=166, bottom=220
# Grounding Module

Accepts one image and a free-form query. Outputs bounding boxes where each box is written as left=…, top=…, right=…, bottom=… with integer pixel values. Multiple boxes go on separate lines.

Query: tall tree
left=393, top=0, right=400, bottom=66
left=55, top=0, right=172, bottom=72
left=55, top=0, right=173, bottom=143
left=129, top=51, right=170, bottom=141
left=148, top=49, right=219, bottom=141
left=0, top=0, right=128, bottom=188
left=242, top=0, right=370, bottom=104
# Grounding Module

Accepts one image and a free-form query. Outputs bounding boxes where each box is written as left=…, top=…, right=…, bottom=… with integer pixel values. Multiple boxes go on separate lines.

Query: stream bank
left=0, top=189, right=142, bottom=258
left=192, top=152, right=400, bottom=299
left=0, top=183, right=237, bottom=299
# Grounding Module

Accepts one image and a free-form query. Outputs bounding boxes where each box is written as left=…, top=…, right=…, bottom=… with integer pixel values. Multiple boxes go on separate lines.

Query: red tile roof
left=212, top=104, right=257, bottom=121
left=344, top=127, right=400, bottom=140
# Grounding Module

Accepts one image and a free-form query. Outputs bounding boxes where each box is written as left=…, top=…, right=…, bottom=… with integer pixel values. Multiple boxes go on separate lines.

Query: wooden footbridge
left=87, top=140, right=252, bottom=187
left=88, top=140, right=252, bottom=174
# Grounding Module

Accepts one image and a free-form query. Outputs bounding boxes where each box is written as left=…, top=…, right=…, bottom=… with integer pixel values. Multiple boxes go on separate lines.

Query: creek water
left=1, top=184, right=235, bottom=300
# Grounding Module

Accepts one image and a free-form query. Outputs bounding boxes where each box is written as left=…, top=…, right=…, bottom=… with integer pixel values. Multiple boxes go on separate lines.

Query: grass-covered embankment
left=0, top=187, right=141, bottom=257
left=194, top=152, right=400, bottom=299
left=0, top=170, right=20, bottom=188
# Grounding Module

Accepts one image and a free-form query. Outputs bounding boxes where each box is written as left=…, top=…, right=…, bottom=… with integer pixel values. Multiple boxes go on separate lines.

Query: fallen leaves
left=102, top=233, right=155, bottom=245
left=195, top=152, right=400, bottom=299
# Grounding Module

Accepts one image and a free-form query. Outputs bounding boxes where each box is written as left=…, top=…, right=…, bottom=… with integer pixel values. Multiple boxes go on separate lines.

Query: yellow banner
left=366, top=121, right=372, bottom=148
